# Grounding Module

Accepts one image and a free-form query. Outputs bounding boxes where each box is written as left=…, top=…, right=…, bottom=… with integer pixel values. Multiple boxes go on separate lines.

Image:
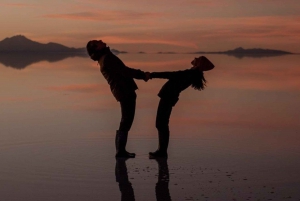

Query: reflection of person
left=149, top=56, right=214, bottom=158
left=86, top=40, right=150, bottom=158
left=155, top=158, right=171, bottom=201
left=115, top=158, right=135, bottom=201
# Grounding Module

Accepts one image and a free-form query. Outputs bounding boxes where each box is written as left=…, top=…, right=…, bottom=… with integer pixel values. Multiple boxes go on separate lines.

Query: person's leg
left=116, top=95, right=136, bottom=158
left=149, top=98, right=173, bottom=158
left=119, top=97, right=136, bottom=132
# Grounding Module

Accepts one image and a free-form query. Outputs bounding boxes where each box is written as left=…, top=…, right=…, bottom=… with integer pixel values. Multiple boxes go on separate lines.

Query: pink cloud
left=184, top=15, right=300, bottom=33
left=103, top=16, right=300, bottom=52
left=185, top=0, right=228, bottom=7
left=43, top=10, right=163, bottom=22
left=0, top=96, right=34, bottom=102
left=126, top=59, right=189, bottom=70
left=19, top=12, right=300, bottom=53
left=0, top=3, right=33, bottom=7
left=94, top=36, right=198, bottom=50
left=29, top=13, right=300, bottom=52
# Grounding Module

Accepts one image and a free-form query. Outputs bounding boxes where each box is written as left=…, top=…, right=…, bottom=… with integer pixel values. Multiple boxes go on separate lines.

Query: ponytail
left=191, top=71, right=207, bottom=91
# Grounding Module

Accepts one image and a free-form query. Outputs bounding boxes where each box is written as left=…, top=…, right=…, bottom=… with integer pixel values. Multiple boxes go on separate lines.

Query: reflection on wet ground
left=115, top=158, right=136, bottom=201
left=0, top=54, right=299, bottom=200
left=115, top=158, right=171, bottom=201
left=0, top=52, right=87, bottom=69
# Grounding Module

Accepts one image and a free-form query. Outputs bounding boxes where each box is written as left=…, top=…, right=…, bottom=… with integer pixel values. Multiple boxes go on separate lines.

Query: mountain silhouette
left=193, top=47, right=293, bottom=58
left=0, top=35, right=124, bottom=69
left=224, top=47, right=291, bottom=55
left=0, top=35, right=85, bottom=52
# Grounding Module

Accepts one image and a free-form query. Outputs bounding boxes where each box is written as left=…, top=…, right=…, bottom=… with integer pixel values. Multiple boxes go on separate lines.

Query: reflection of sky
left=0, top=54, right=300, bottom=200
left=0, top=54, right=299, bottom=143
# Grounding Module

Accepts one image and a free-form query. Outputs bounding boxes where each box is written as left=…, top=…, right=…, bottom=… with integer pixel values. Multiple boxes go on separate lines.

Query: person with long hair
left=86, top=40, right=150, bottom=158
left=149, top=56, right=214, bottom=158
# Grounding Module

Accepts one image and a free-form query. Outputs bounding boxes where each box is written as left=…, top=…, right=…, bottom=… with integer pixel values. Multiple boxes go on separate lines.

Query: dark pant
left=119, top=96, right=136, bottom=132
left=156, top=98, right=174, bottom=133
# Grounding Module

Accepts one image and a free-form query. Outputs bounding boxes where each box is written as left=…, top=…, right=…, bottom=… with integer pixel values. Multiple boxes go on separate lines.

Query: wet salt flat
left=0, top=53, right=299, bottom=200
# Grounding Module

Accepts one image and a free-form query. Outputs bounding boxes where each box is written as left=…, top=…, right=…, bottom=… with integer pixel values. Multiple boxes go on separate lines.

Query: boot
left=115, top=130, right=136, bottom=158
left=149, top=131, right=169, bottom=159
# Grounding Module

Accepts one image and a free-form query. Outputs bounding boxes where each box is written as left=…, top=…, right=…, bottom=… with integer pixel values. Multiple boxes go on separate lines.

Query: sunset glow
left=0, top=0, right=299, bottom=53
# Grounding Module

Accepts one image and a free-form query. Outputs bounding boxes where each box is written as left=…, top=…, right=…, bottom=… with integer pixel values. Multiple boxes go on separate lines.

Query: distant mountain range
left=0, top=35, right=85, bottom=52
left=0, top=35, right=124, bottom=54
left=0, top=35, right=124, bottom=69
left=222, top=47, right=292, bottom=55
left=191, top=47, right=293, bottom=58
left=0, top=35, right=293, bottom=56
left=0, top=35, right=295, bottom=69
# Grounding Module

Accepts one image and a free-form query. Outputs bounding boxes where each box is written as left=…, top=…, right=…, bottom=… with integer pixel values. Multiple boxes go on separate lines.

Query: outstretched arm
left=104, top=55, right=148, bottom=81
left=150, top=70, right=191, bottom=80
left=123, top=65, right=147, bottom=80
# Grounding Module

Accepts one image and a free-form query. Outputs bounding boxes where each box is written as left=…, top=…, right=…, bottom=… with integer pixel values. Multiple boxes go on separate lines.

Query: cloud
left=0, top=96, right=34, bottom=102
left=43, top=10, right=162, bottom=22
left=182, top=15, right=300, bottom=32
left=183, top=0, right=227, bottom=7
left=99, top=16, right=300, bottom=51
left=126, top=59, right=189, bottom=70
left=75, top=0, right=220, bottom=8
left=96, top=36, right=199, bottom=50
left=0, top=3, right=34, bottom=7
left=22, top=13, right=300, bottom=53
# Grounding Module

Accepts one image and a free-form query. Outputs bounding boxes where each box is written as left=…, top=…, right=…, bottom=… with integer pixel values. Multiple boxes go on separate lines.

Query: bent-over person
left=149, top=56, right=214, bottom=158
left=86, top=40, right=150, bottom=158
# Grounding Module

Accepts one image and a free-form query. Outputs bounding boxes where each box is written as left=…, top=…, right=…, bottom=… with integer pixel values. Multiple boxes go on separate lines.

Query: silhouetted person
left=155, top=158, right=172, bottom=201
left=86, top=40, right=150, bottom=158
left=115, top=158, right=135, bottom=201
left=149, top=56, right=214, bottom=158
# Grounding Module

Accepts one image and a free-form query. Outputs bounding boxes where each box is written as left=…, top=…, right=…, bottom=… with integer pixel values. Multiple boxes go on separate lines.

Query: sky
left=0, top=0, right=300, bottom=53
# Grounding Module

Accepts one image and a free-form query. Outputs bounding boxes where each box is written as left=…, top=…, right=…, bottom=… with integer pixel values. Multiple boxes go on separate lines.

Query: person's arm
left=104, top=55, right=147, bottom=80
left=123, top=65, right=147, bottom=80
left=150, top=70, right=190, bottom=79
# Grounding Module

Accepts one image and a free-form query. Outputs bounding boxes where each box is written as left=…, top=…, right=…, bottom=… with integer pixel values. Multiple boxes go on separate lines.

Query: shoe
left=115, top=130, right=136, bottom=158
left=116, top=151, right=135, bottom=158
left=149, top=131, right=169, bottom=159
left=149, top=150, right=168, bottom=159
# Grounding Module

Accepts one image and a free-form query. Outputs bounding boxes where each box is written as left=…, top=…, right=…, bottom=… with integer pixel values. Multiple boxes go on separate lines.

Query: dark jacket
left=100, top=50, right=146, bottom=101
left=151, top=69, right=197, bottom=105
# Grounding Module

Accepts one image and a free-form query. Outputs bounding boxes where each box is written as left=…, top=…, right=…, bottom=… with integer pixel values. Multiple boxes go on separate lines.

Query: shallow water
left=0, top=53, right=299, bottom=200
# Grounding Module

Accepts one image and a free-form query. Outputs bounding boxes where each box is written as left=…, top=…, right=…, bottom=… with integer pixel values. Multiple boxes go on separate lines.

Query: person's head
left=86, top=40, right=107, bottom=61
left=189, top=56, right=213, bottom=91
left=191, top=56, right=214, bottom=72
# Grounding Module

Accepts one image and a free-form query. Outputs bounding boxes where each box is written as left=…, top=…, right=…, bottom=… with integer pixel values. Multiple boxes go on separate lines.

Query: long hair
left=191, top=71, right=207, bottom=91
left=86, top=41, right=110, bottom=61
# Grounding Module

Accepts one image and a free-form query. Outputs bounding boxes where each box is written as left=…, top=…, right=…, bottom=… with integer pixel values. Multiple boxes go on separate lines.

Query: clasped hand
left=143, top=72, right=151, bottom=82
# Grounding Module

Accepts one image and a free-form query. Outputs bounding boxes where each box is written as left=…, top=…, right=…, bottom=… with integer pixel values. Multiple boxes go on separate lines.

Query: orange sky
left=0, top=0, right=300, bottom=53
